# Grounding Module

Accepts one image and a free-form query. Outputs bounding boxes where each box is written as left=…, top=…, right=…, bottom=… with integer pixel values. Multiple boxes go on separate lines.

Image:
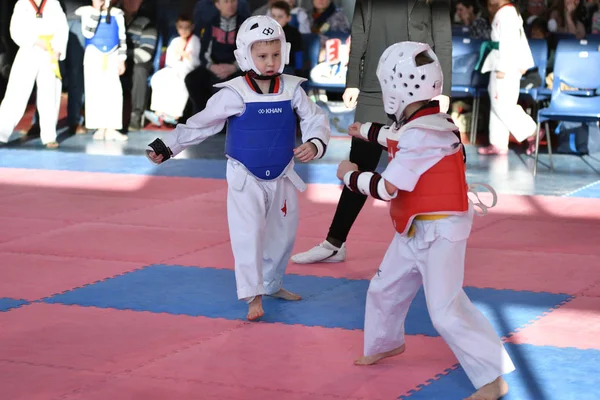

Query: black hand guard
left=148, top=138, right=172, bottom=161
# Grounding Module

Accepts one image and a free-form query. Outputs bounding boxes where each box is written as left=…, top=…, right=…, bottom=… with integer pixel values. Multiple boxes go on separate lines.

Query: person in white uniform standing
left=0, top=0, right=68, bottom=148
left=76, top=0, right=128, bottom=141
left=146, top=16, right=330, bottom=322
left=477, top=0, right=537, bottom=155
left=336, top=42, right=515, bottom=400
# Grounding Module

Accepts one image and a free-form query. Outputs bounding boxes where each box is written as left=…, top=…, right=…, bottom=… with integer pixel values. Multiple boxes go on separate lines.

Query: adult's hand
left=343, top=87, right=360, bottom=109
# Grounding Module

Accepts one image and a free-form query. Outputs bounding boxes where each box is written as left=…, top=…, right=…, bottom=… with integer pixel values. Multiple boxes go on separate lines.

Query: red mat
left=100, top=195, right=229, bottom=232
left=0, top=191, right=166, bottom=224
left=0, top=216, right=68, bottom=244
left=0, top=361, right=107, bottom=400
left=508, top=296, right=600, bottom=350
left=464, top=248, right=600, bottom=294
left=0, top=252, right=144, bottom=301
left=62, top=374, right=370, bottom=400
left=169, top=236, right=392, bottom=280
left=133, top=323, right=457, bottom=400
left=0, top=169, right=226, bottom=201
left=468, top=218, right=600, bottom=256
left=2, top=169, right=600, bottom=399
left=0, top=222, right=230, bottom=264
left=0, top=303, right=243, bottom=372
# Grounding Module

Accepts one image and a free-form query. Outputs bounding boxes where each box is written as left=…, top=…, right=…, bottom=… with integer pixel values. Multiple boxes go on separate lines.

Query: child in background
left=146, top=16, right=330, bottom=321
left=283, top=0, right=311, bottom=33
left=76, top=0, right=129, bottom=141
left=0, top=0, right=68, bottom=148
left=477, top=0, right=537, bottom=155
left=270, top=1, right=304, bottom=75
left=145, top=14, right=201, bottom=126
left=336, top=41, right=515, bottom=400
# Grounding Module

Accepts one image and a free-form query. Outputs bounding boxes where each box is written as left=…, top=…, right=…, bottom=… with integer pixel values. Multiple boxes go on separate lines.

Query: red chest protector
left=386, top=118, right=469, bottom=236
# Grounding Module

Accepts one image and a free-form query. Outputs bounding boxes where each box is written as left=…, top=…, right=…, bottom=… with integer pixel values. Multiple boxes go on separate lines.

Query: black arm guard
left=148, top=138, right=172, bottom=161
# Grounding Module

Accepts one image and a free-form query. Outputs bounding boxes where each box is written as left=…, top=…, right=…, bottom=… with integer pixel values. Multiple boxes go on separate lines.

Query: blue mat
left=43, top=265, right=571, bottom=337
left=399, top=343, right=600, bottom=400
left=0, top=297, right=29, bottom=312
left=566, top=181, right=600, bottom=199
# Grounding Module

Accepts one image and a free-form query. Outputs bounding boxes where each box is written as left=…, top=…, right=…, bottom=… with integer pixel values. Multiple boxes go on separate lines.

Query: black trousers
left=131, top=62, right=152, bottom=118
left=327, top=136, right=384, bottom=243
left=327, top=91, right=389, bottom=244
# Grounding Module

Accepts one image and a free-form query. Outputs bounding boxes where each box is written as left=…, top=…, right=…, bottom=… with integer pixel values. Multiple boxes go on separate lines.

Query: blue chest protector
left=226, top=99, right=297, bottom=180
left=85, top=16, right=119, bottom=53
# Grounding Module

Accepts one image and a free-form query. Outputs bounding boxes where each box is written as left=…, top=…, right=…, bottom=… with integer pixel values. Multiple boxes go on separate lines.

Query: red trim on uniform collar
left=405, top=101, right=440, bottom=123
left=29, top=0, right=47, bottom=17
left=272, top=76, right=280, bottom=93
left=497, top=2, right=515, bottom=11
left=244, top=72, right=281, bottom=94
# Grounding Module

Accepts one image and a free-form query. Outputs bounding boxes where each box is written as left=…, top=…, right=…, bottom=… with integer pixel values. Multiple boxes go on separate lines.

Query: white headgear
left=234, top=16, right=290, bottom=75
left=376, top=42, right=443, bottom=122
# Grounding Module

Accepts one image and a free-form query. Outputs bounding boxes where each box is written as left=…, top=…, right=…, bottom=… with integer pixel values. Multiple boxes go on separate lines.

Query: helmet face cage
left=234, top=16, right=291, bottom=75
left=376, top=42, right=443, bottom=122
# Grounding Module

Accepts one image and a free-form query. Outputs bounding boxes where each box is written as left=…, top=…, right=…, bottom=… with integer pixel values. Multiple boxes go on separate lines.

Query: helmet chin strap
left=247, top=70, right=281, bottom=81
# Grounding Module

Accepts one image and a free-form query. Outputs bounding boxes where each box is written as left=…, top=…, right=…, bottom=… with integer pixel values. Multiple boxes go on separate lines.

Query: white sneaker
left=92, top=129, right=105, bottom=140
left=291, top=240, right=346, bottom=264
left=104, top=129, right=128, bottom=141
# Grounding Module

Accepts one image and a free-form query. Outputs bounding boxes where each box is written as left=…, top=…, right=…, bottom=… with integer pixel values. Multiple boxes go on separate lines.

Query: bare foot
left=354, top=344, right=406, bottom=366
left=247, top=296, right=264, bottom=321
left=269, top=288, right=302, bottom=301
left=463, top=376, right=509, bottom=400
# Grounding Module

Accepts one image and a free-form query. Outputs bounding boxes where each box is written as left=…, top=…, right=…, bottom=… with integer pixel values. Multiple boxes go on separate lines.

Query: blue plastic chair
left=533, top=50, right=600, bottom=175
left=539, top=37, right=600, bottom=98
left=451, top=25, right=471, bottom=37
left=520, top=39, right=548, bottom=100
left=451, top=36, right=488, bottom=143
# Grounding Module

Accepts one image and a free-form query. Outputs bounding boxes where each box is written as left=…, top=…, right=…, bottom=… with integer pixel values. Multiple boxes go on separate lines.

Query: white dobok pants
left=488, top=72, right=537, bottom=150
left=363, top=206, right=515, bottom=389
left=150, top=67, right=189, bottom=118
left=226, top=159, right=304, bottom=300
left=83, top=46, right=123, bottom=130
left=0, top=47, right=61, bottom=144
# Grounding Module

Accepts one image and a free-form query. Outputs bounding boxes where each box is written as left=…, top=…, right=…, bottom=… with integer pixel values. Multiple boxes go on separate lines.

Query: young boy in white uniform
left=146, top=16, right=331, bottom=321
left=76, top=0, right=128, bottom=141
left=336, top=42, right=515, bottom=400
left=0, top=0, right=68, bottom=148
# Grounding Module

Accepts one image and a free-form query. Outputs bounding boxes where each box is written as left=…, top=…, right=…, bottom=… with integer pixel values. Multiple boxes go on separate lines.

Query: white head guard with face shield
left=234, top=15, right=290, bottom=76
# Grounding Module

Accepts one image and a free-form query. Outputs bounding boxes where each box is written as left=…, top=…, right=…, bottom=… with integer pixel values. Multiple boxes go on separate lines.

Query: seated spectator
left=454, top=0, right=491, bottom=39
left=270, top=1, right=303, bottom=74
left=308, top=0, right=349, bottom=35
left=522, top=0, right=548, bottom=25
left=121, top=0, right=158, bottom=131
left=591, top=0, right=600, bottom=33
left=307, top=0, right=349, bottom=64
left=283, top=0, right=311, bottom=33
left=145, top=14, right=201, bottom=126
left=252, top=0, right=276, bottom=16
left=547, top=0, right=586, bottom=39
left=254, top=0, right=310, bottom=33
left=184, top=0, right=244, bottom=115
left=193, top=0, right=250, bottom=37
